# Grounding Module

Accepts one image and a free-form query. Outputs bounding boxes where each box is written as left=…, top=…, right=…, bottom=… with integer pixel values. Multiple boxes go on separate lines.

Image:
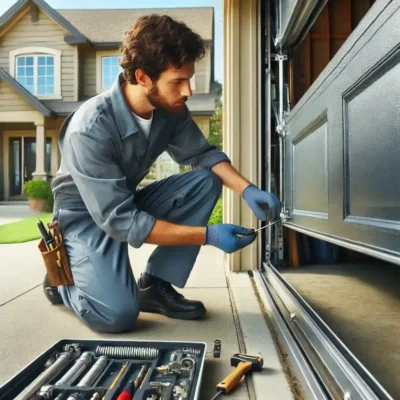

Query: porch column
left=32, top=123, right=48, bottom=180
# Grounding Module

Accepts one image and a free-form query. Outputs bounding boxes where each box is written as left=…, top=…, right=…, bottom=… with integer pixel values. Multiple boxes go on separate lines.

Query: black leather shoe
left=138, top=281, right=206, bottom=320
left=43, top=274, right=63, bottom=305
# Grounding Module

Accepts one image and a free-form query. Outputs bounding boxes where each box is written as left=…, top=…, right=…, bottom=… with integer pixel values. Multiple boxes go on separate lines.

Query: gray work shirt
left=52, top=73, right=230, bottom=248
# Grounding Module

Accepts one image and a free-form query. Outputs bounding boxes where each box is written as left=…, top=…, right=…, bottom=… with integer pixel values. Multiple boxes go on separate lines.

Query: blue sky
left=0, top=0, right=223, bottom=82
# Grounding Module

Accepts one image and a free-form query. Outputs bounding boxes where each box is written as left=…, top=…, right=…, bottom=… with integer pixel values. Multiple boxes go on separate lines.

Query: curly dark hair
left=120, top=14, right=206, bottom=84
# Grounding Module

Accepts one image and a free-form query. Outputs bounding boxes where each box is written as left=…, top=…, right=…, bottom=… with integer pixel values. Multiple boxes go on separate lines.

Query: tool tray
left=0, top=339, right=206, bottom=400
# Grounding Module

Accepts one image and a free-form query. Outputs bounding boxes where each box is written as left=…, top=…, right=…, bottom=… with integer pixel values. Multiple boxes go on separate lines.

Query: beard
left=147, top=84, right=187, bottom=115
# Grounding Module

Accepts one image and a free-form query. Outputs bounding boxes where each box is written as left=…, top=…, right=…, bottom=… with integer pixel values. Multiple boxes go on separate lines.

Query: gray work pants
left=53, top=170, right=222, bottom=333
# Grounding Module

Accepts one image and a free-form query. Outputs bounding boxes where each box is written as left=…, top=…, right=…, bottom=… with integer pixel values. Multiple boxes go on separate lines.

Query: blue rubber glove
left=242, top=184, right=281, bottom=221
left=205, top=224, right=257, bottom=253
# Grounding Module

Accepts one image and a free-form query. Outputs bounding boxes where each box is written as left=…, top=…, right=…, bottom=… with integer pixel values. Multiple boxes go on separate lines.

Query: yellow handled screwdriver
left=210, top=353, right=264, bottom=400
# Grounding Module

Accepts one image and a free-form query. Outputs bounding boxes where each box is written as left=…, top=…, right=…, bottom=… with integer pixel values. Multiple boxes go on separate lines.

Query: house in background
left=0, top=0, right=219, bottom=201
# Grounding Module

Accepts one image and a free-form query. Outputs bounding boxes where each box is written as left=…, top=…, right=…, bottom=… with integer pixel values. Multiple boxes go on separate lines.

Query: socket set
left=0, top=339, right=206, bottom=400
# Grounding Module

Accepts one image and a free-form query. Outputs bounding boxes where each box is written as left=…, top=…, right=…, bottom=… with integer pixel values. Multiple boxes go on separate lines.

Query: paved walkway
left=0, top=203, right=43, bottom=225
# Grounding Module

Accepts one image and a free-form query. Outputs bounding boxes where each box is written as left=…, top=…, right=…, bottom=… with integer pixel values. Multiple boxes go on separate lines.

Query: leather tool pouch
left=38, top=221, right=74, bottom=286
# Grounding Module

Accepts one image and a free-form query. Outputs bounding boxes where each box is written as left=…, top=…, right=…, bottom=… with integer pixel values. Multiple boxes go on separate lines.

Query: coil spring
left=95, top=345, right=159, bottom=359
left=177, top=348, right=201, bottom=356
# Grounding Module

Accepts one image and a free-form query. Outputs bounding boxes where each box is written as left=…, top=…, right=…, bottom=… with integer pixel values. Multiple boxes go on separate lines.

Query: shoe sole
left=140, top=304, right=207, bottom=320
left=43, top=275, right=64, bottom=305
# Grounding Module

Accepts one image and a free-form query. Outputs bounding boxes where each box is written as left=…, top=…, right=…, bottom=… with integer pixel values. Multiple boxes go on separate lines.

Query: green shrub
left=23, top=179, right=54, bottom=212
left=208, top=198, right=222, bottom=225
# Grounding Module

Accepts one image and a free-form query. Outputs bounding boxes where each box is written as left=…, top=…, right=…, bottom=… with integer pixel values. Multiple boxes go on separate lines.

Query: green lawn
left=0, top=199, right=222, bottom=244
left=0, top=213, right=53, bottom=244
left=209, top=198, right=222, bottom=225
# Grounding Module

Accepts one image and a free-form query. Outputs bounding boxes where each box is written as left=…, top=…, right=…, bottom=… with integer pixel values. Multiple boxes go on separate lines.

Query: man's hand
left=205, top=224, right=257, bottom=253
left=242, top=184, right=281, bottom=221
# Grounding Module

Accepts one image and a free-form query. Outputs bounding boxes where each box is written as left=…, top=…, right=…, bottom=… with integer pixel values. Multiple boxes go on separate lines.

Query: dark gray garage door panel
left=285, top=0, right=400, bottom=262
left=292, top=113, right=328, bottom=218
left=344, top=57, right=400, bottom=224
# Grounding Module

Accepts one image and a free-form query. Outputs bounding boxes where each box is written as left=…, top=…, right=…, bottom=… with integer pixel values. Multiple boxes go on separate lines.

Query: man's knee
left=81, top=297, right=140, bottom=333
left=194, top=169, right=222, bottom=198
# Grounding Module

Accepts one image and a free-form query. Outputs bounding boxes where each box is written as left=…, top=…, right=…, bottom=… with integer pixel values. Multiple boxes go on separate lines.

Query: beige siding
left=0, top=9, right=76, bottom=100
left=81, top=45, right=212, bottom=98
left=45, top=117, right=65, bottom=131
left=193, top=46, right=211, bottom=93
left=193, top=115, right=210, bottom=138
left=0, top=128, right=4, bottom=200
left=0, top=81, right=35, bottom=112
left=81, top=48, right=97, bottom=98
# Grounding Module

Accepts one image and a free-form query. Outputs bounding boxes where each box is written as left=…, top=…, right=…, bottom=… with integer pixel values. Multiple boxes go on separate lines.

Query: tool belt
left=38, top=220, right=74, bottom=286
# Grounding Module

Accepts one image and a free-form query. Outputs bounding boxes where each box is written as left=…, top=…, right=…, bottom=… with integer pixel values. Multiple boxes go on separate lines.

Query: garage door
left=281, top=0, right=400, bottom=264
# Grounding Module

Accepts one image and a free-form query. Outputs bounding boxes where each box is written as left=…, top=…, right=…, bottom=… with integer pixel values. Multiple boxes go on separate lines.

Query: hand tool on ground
left=213, top=340, right=221, bottom=358
left=102, top=362, right=128, bottom=400
left=209, top=353, right=264, bottom=400
left=15, top=344, right=81, bottom=400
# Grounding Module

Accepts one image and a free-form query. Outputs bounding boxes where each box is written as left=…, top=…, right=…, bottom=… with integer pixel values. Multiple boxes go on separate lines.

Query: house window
left=102, top=56, right=122, bottom=89
left=16, top=55, right=55, bottom=95
left=10, top=47, right=61, bottom=99
left=96, top=52, right=123, bottom=92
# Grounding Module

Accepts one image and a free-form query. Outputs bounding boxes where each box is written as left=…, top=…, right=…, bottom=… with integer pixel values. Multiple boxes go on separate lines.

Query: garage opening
left=288, top=0, right=377, bottom=107
left=267, top=1, right=399, bottom=398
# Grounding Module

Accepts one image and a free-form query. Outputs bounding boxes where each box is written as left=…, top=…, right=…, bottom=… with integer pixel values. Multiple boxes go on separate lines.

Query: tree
left=207, top=85, right=223, bottom=151
left=207, top=85, right=224, bottom=224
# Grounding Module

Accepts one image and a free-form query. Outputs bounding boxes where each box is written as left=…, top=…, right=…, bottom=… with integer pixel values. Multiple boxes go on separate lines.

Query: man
left=44, top=15, right=280, bottom=333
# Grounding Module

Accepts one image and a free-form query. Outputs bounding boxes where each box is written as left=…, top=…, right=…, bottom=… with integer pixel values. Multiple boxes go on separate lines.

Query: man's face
left=147, top=62, right=194, bottom=115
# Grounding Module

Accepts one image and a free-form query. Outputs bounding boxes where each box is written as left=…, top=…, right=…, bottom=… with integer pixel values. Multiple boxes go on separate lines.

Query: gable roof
left=0, top=0, right=90, bottom=44
left=56, top=8, right=214, bottom=44
left=0, top=68, right=56, bottom=117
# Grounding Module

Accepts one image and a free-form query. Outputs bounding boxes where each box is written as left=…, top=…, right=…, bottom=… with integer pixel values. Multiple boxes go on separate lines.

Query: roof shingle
left=43, top=88, right=217, bottom=116
left=56, top=8, right=214, bottom=44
